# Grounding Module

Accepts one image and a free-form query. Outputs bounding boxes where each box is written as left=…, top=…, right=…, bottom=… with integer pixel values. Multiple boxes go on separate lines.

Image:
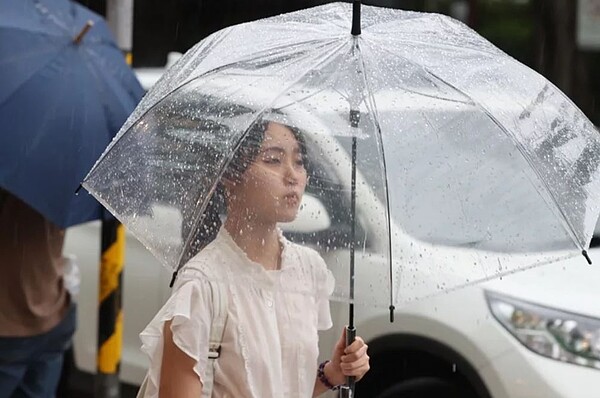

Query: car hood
left=482, top=247, right=600, bottom=318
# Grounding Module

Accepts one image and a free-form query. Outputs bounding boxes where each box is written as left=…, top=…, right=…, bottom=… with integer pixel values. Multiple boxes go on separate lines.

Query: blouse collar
left=215, top=226, right=296, bottom=274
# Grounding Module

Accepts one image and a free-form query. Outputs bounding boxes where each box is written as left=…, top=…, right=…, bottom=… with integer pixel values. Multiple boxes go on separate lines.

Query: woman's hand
left=325, top=327, right=370, bottom=386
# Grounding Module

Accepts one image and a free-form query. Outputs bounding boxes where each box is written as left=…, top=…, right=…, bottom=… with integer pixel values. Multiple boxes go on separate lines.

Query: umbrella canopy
left=83, top=3, right=600, bottom=309
left=0, top=0, right=144, bottom=228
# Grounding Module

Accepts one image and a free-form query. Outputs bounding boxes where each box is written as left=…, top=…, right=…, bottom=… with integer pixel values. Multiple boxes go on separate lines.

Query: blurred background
left=55, top=1, right=599, bottom=397
left=74, top=0, right=600, bottom=126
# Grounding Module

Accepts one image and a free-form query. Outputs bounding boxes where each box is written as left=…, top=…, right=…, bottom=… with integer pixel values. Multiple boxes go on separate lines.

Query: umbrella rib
left=174, top=39, right=353, bottom=272
left=369, top=41, right=585, bottom=250
left=215, top=38, right=342, bottom=71
left=83, top=26, right=242, bottom=169
left=473, top=109, right=584, bottom=249
left=405, top=251, right=578, bottom=305
left=365, top=15, right=501, bottom=59
left=370, top=36, right=501, bottom=59
left=356, top=41, right=478, bottom=106
left=87, top=37, right=342, bottom=181
left=354, top=42, right=396, bottom=321
left=83, top=45, right=142, bottom=126
left=443, top=93, right=584, bottom=250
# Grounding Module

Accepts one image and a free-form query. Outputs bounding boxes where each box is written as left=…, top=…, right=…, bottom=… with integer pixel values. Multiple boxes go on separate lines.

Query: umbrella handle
left=338, top=326, right=357, bottom=397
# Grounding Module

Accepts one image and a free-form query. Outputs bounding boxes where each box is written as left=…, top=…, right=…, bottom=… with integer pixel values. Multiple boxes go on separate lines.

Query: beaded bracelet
left=317, top=360, right=340, bottom=391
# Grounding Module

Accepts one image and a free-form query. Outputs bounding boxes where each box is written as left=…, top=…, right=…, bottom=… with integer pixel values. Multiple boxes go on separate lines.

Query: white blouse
left=139, top=227, right=335, bottom=398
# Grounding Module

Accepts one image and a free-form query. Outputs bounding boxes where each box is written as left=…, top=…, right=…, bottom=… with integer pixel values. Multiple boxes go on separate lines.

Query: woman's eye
left=263, top=156, right=281, bottom=164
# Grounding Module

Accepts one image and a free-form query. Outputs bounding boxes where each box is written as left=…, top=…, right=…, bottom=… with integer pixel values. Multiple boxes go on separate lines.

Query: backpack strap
left=137, top=275, right=229, bottom=398
left=202, top=279, right=229, bottom=398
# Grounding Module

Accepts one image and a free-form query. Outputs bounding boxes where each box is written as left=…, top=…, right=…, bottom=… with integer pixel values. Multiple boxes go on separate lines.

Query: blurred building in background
left=76, top=0, right=600, bottom=125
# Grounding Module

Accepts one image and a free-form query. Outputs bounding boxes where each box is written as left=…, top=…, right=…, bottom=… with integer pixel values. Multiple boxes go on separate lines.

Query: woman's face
left=225, top=122, right=308, bottom=224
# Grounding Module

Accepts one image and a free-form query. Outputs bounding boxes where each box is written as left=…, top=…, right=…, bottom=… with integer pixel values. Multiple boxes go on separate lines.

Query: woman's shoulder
left=288, top=241, right=325, bottom=265
left=286, top=241, right=335, bottom=297
left=178, top=240, right=230, bottom=280
left=286, top=241, right=332, bottom=284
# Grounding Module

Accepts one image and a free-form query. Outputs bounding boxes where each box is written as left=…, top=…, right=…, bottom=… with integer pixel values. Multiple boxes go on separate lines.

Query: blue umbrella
left=0, top=0, right=144, bottom=228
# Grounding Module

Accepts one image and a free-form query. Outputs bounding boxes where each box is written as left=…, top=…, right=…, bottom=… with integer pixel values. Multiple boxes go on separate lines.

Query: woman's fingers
left=341, top=359, right=369, bottom=374
left=340, top=355, right=370, bottom=380
left=340, top=335, right=370, bottom=380
left=344, top=336, right=366, bottom=353
left=335, top=334, right=370, bottom=380
left=342, top=343, right=368, bottom=363
left=343, top=337, right=368, bottom=359
left=341, top=349, right=369, bottom=369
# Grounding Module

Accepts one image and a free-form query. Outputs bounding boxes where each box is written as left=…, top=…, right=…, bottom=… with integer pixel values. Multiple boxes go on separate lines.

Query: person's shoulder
left=288, top=241, right=327, bottom=269
left=180, top=239, right=228, bottom=279
left=287, top=242, right=335, bottom=295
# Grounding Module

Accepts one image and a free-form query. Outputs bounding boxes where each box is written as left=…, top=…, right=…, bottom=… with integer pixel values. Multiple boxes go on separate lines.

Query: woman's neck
left=223, top=215, right=281, bottom=271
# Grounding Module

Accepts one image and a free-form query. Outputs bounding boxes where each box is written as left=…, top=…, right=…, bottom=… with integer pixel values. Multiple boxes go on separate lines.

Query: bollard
left=95, top=219, right=125, bottom=398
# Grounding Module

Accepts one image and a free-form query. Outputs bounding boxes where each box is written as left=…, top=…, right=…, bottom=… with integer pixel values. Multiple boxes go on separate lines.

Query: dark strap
left=0, top=187, right=8, bottom=212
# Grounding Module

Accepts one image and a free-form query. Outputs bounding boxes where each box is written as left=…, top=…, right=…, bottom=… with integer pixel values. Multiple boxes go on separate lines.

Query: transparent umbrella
left=83, top=2, right=600, bottom=395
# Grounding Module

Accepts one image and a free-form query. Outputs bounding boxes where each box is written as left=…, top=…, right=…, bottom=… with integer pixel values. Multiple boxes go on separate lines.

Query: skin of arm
left=313, top=328, right=370, bottom=397
left=159, top=320, right=203, bottom=398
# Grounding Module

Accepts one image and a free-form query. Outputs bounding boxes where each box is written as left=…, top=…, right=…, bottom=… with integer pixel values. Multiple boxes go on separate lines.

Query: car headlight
left=485, top=291, right=600, bottom=370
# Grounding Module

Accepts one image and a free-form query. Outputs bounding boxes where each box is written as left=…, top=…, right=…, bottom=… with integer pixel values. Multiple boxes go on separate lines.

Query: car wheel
left=376, top=377, right=464, bottom=398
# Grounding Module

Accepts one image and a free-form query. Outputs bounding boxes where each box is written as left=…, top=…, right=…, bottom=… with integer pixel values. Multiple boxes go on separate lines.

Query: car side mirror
left=280, top=192, right=331, bottom=234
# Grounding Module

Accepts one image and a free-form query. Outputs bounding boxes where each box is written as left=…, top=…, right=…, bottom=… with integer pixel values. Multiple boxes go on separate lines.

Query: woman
left=139, top=116, right=370, bottom=398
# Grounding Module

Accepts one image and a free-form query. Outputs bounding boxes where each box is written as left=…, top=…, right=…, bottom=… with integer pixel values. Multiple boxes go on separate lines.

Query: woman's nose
left=285, top=172, right=297, bottom=185
left=284, top=162, right=299, bottom=185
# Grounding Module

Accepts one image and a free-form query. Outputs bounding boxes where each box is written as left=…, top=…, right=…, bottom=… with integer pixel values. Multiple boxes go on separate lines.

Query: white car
left=63, top=67, right=600, bottom=398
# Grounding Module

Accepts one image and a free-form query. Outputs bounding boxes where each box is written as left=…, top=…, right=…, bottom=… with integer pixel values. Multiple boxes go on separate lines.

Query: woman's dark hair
left=182, top=115, right=308, bottom=263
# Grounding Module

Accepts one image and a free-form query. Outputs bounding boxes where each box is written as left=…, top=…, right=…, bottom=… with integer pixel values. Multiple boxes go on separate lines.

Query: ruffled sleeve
left=138, top=277, right=213, bottom=398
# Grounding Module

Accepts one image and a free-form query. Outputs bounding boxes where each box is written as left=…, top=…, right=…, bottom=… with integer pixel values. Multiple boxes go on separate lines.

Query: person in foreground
left=0, top=188, right=77, bottom=398
left=137, top=117, right=370, bottom=398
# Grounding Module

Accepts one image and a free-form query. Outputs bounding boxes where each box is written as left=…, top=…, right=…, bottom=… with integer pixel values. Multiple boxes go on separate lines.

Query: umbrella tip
left=351, top=1, right=361, bottom=36
left=389, top=305, right=395, bottom=323
left=75, top=184, right=83, bottom=195
left=582, top=249, right=592, bottom=265
left=73, top=20, right=95, bottom=44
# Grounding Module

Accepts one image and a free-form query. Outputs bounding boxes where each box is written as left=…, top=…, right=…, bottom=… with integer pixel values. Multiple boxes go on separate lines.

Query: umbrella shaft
left=349, top=135, right=357, bottom=328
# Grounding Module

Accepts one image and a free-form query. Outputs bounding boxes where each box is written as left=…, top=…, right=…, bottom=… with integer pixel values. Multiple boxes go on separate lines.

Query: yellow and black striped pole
left=97, top=2, right=134, bottom=396
left=96, top=218, right=125, bottom=398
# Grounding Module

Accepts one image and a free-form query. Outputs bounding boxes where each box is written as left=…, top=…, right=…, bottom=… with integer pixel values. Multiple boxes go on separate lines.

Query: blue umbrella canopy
left=0, top=0, right=144, bottom=228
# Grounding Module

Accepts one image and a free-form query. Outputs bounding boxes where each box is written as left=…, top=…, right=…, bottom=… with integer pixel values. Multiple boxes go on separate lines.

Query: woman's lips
left=283, top=192, right=300, bottom=206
